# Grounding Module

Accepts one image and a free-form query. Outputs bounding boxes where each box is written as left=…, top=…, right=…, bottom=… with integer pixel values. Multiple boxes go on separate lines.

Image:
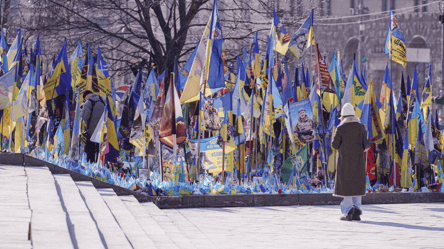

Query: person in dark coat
left=81, top=90, right=106, bottom=163
left=332, top=103, right=370, bottom=221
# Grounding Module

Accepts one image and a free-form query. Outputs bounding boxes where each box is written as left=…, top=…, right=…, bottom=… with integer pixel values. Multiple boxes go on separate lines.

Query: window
left=350, top=0, right=355, bottom=9
left=327, top=0, right=332, bottom=16
left=414, top=0, right=420, bottom=12
left=422, top=0, right=428, bottom=12
left=390, top=0, right=396, bottom=10
left=382, top=0, right=388, bottom=11
left=319, top=0, right=324, bottom=16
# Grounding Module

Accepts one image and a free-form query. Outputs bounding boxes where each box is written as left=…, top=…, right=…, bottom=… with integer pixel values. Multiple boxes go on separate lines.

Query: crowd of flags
left=0, top=2, right=443, bottom=195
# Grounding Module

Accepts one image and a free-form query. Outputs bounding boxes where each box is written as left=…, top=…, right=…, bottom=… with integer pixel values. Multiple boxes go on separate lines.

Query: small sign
left=138, top=168, right=149, bottom=180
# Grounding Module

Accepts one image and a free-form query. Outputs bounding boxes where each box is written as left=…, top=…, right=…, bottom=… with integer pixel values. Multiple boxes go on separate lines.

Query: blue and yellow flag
left=379, top=65, right=392, bottom=122
left=360, top=77, right=385, bottom=144
left=385, top=9, right=407, bottom=67
left=288, top=9, right=315, bottom=59
left=180, top=0, right=223, bottom=103
left=70, top=41, right=83, bottom=91
left=328, top=50, right=342, bottom=102
left=250, top=31, right=261, bottom=77
left=177, top=44, right=198, bottom=92
left=421, top=64, right=432, bottom=116
left=271, top=74, right=285, bottom=120
left=0, top=29, right=8, bottom=73
left=44, top=41, right=71, bottom=100
left=105, top=97, right=119, bottom=163
left=281, top=59, right=292, bottom=104
left=0, top=65, right=17, bottom=110
left=7, top=29, right=20, bottom=70
left=233, top=55, right=246, bottom=116
left=342, top=61, right=366, bottom=107
left=400, top=126, right=412, bottom=188
left=272, top=9, right=291, bottom=55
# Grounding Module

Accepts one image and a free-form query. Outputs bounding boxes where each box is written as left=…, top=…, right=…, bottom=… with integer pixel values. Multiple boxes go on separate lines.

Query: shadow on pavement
left=425, top=208, right=444, bottom=212
left=359, top=221, right=444, bottom=231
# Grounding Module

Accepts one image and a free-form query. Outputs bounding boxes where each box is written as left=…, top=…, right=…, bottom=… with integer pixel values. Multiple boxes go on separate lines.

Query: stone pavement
left=167, top=203, right=444, bottom=249
left=0, top=163, right=443, bottom=249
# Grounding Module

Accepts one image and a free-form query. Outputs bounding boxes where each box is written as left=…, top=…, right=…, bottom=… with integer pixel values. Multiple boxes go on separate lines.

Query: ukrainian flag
left=342, top=61, right=366, bottom=108
left=272, top=9, right=291, bottom=55
left=0, top=29, right=9, bottom=73
left=360, top=77, right=385, bottom=144
left=105, top=97, right=119, bottom=163
left=7, top=29, right=20, bottom=70
left=288, top=9, right=315, bottom=59
left=44, top=41, right=71, bottom=101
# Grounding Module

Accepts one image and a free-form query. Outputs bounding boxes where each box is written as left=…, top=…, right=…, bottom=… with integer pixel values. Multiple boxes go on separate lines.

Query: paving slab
left=142, top=202, right=196, bottom=249
left=119, top=195, right=178, bottom=249
left=54, top=174, right=105, bottom=249
left=97, top=188, right=156, bottom=249
left=76, top=181, right=132, bottom=249
left=173, top=203, right=444, bottom=248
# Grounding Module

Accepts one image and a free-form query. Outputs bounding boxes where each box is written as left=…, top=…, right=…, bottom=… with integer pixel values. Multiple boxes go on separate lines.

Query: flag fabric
left=424, top=110, right=434, bottom=152
left=178, top=42, right=199, bottom=91
left=70, top=41, right=83, bottom=91
left=314, top=44, right=333, bottom=92
left=250, top=31, right=261, bottom=77
left=379, top=65, right=393, bottom=123
left=281, top=59, right=292, bottom=104
left=280, top=144, right=309, bottom=183
left=233, top=55, right=246, bottom=116
left=7, top=29, right=20, bottom=70
left=105, top=97, right=119, bottom=163
left=360, top=77, right=385, bottom=144
left=271, top=74, right=286, bottom=120
left=0, top=65, right=17, bottom=109
left=400, top=127, right=412, bottom=188
left=272, top=9, right=291, bottom=55
left=180, top=0, right=224, bottom=103
left=329, top=50, right=342, bottom=101
left=0, top=29, right=8, bottom=73
left=44, top=41, right=71, bottom=101
left=385, top=9, right=407, bottom=67
left=159, top=78, right=187, bottom=147
left=12, top=65, right=32, bottom=121
left=421, top=63, right=432, bottom=116
left=342, top=61, right=366, bottom=107
left=129, top=90, right=145, bottom=155
left=97, top=47, right=113, bottom=103
left=288, top=9, right=315, bottom=59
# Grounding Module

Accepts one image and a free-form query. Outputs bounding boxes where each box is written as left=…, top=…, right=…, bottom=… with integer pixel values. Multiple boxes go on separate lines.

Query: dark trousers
left=85, top=139, right=99, bottom=163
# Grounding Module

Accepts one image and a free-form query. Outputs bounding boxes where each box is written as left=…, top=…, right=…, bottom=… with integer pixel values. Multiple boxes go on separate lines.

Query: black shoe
left=340, top=208, right=354, bottom=221
left=352, top=207, right=362, bottom=221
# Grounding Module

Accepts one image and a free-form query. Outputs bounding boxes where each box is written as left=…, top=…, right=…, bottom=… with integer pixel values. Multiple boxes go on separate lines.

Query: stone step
left=25, top=166, right=73, bottom=249
left=141, top=202, right=197, bottom=249
left=0, top=165, right=32, bottom=249
left=75, top=182, right=133, bottom=249
left=54, top=174, right=105, bottom=249
left=119, top=195, right=179, bottom=249
left=97, top=189, right=156, bottom=249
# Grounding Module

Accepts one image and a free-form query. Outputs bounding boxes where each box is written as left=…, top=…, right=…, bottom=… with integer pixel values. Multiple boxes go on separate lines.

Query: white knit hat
left=341, top=103, right=355, bottom=117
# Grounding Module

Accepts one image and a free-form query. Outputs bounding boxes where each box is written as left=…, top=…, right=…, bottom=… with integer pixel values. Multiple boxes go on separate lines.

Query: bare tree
left=9, top=0, right=322, bottom=86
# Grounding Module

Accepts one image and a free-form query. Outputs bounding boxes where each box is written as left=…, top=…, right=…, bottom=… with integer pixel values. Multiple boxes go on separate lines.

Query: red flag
left=314, top=44, right=333, bottom=92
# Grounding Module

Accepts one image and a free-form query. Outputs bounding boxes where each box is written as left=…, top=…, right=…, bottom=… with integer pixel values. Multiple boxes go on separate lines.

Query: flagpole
left=248, top=76, right=256, bottom=183
left=221, top=140, right=225, bottom=183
